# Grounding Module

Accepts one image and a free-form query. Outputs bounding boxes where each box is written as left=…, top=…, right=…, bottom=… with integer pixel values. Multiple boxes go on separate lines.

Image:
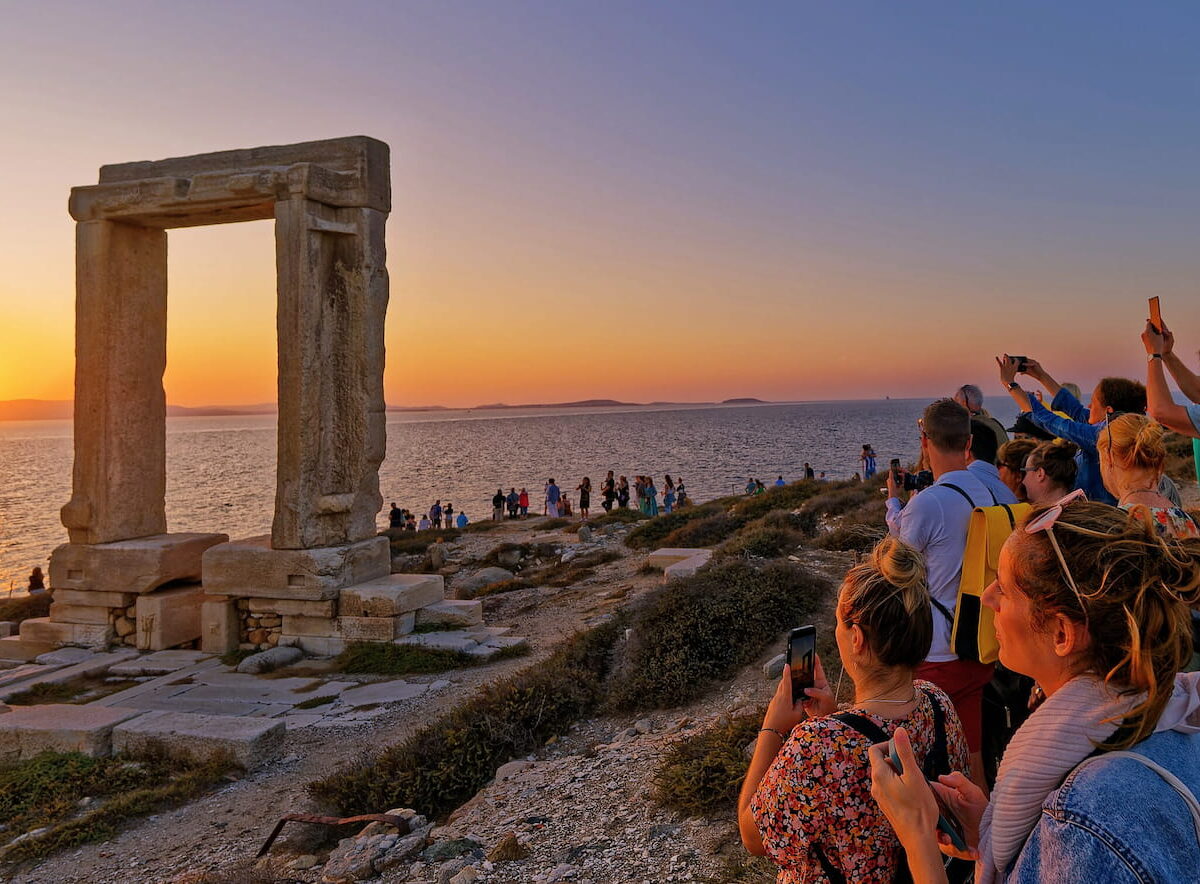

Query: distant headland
left=0, top=397, right=777, bottom=422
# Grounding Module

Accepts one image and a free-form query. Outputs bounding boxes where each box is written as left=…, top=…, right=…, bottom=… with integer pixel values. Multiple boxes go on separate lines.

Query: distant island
left=0, top=397, right=776, bottom=422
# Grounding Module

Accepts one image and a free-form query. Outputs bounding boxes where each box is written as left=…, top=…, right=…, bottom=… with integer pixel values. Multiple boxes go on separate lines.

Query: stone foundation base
left=202, top=535, right=390, bottom=601
left=49, top=533, right=228, bottom=595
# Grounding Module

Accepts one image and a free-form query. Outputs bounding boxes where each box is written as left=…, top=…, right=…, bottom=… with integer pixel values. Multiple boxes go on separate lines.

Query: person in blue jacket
left=996, top=355, right=1148, bottom=505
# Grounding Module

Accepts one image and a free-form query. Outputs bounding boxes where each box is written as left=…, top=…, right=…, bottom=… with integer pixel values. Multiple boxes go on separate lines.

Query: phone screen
left=1149, top=296, right=1163, bottom=333
left=787, top=625, right=816, bottom=701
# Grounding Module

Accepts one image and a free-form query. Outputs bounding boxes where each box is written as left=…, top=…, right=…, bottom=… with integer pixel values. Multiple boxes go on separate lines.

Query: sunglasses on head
left=1024, top=488, right=1088, bottom=606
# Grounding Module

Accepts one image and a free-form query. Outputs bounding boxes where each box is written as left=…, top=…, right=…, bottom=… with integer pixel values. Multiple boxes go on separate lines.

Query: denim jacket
left=1026, top=390, right=1116, bottom=505
left=1010, top=729, right=1200, bottom=883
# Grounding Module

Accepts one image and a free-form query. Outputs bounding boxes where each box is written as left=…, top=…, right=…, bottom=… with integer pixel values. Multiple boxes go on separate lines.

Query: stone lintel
left=70, top=162, right=379, bottom=227
left=202, top=535, right=390, bottom=601
left=49, top=533, right=228, bottom=595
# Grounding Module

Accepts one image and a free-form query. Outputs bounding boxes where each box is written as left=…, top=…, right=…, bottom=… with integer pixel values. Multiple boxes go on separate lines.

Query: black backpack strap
left=918, top=687, right=949, bottom=779
left=810, top=843, right=847, bottom=884
left=938, top=482, right=977, bottom=509
left=929, top=596, right=955, bottom=627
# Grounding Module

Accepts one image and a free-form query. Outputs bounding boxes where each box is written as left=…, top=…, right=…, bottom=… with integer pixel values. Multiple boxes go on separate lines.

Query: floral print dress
left=750, top=681, right=969, bottom=884
left=1120, top=503, right=1200, bottom=540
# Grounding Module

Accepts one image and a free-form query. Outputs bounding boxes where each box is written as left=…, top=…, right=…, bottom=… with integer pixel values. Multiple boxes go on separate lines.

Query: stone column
left=272, top=199, right=388, bottom=549
left=60, top=220, right=168, bottom=544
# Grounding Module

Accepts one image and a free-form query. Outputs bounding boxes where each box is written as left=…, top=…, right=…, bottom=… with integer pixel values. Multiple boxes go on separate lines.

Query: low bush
left=607, top=560, right=828, bottom=712
left=386, top=528, right=460, bottom=556
left=728, top=481, right=830, bottom=520
left=653, top=713, right=762, bottom=817
left=462, top=520, right=505, bottom=533
left=810, top=499, right=887, bottom=553
left=660, top=513, right=746, bottom=548
left=716, top=522, right=803, bottom=560
left=0, top=744, right=234, bottom=863
left=799, top=482, right=885, bottom=521
left=624, top=505, right=722, bottom=550
left=589, top=508, right=650, bottom=528
left=309, top=619, right=624, bottom=819
left=0, top=593, right=51, bottom=626
left=526, top=549, right=624, bottom=588
left=536, top=517, right=571, bottom=530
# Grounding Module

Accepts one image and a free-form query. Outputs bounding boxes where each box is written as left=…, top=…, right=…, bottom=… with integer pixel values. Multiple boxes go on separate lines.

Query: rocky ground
left=13, top=515, right=840, bottom=884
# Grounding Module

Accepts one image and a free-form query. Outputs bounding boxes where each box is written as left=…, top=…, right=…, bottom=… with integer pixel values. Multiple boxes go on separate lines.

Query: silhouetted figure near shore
left=28, top=567, right=46, bottom=593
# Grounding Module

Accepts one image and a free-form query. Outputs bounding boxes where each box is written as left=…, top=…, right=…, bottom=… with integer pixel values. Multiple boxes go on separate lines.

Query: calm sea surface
left=0, top=399, right=1019, bottom=590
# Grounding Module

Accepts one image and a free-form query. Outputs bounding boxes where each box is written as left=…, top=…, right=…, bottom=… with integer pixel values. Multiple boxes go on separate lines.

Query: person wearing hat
left=1006, top=412, right=1055, bottom=441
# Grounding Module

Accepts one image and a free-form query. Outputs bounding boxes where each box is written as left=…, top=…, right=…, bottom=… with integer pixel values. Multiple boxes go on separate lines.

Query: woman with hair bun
left=870, top=499, right=1200, bottom=883
left=997, top=439, right=1037, bottom=501
left=1020, top=439, right=1078, bottom=506
left=1097, top=412, right=1198, bottom=538
left=738, top=538, right=969, bottom=883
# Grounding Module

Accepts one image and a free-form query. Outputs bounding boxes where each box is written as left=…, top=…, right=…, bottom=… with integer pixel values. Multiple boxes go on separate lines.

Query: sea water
left=0, top=398, right=1019, bottom=590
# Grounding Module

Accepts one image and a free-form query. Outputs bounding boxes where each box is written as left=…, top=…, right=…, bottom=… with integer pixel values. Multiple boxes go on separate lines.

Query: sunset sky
left=2, top=1, right=1199, bottom=409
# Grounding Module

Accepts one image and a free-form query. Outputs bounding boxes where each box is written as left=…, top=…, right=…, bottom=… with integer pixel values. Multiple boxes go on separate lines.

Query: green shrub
left=537, top=517, right=571, bottom=530
left=624, top=505, right=722, bottom=550
left=660, top=513, right=746, bottom=548
left=799, top=482, right=884, bottom=520
left=309, top=619, right=623, bottom=819
left=335, top=641, right=528, bottom=675
left=653, top=713, right=762, bottom=816
left=607, top=561, right=828, bottom=711
left=462, top=520, right=505, bottom=533
left=810, top=499, right=888, bottom=552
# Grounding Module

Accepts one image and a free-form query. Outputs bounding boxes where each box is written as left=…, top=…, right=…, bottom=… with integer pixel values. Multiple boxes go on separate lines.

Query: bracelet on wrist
left=759, top=727, right=788, bottom=743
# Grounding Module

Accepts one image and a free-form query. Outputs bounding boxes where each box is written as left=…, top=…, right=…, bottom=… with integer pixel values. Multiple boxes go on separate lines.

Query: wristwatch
left=1149, top=353, right=1163, bottom=361
left=1007, top=381, right=1021, bottom=390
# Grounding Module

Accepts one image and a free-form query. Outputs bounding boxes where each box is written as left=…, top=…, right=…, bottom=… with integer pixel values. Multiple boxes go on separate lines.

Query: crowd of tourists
left=739, top=317, right=1200, bottom=882
left=485, top=472, right=693, bottom=521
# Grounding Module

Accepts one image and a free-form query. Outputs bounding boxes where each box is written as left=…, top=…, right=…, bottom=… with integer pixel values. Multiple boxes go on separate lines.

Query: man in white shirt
left=887, top=398, right=995, bottom=789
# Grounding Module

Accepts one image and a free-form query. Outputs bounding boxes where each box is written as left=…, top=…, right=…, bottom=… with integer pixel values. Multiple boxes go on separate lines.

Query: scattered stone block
left=0, top=650, right=140, bottom=702
left=763, top=653, right=786, bottom=680
left=48, top=603, right=111, bottom=625
left=136, top=583, right=204, bottom=650
left=51, top=589, right=135, bottom=609
left=236, top=646, right=303, bottom=674
left=394, top=632, right=478, bottom=653
left=415, top=600, right=483, bottom=629
left=0, top=705, right=143, bottom=759
left=647, top=548, right=712, bottom=569
left=339, top=573, right=444, bottom=617
left=0, top=622, right=13, bottom=638
left=452, top=568, right=515, bottom=600
left=112, top=710, right=285, bottom=770
left=48, top=533, right=227, bottom=594
left=0, top=636, right=59, bottom=662
left=203, top=535, right=390, bottom=601
left=200, top=597, right=239, bottom=655
left=338, top=615, right=414, bottom=641
left=248, top=598, right=336, bottom=618
left=34, top=647, right=97, bottom=667
left=19, top=617, right=112, bottom=648
left=663, top=552, right=712, bottom=581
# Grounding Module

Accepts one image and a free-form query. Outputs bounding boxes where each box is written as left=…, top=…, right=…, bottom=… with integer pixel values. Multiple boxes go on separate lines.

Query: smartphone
left=1010, top=354, right=1029, bottom=373
left=890, top=458, right=901, bottom=471
left=887, top=739, right=969, bottom=852
left=1149, top=296, right=1163, bottom=334
left=787, top=625, right=816, bottom=702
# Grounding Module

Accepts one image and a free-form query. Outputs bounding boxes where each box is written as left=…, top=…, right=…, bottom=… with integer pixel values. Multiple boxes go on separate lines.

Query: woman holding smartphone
left=738, top=538, right=969, bottom=883
left=870, top=497, right=1200, bottom=883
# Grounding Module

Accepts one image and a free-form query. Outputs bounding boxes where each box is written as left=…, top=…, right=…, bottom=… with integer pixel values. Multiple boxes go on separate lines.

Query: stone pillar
left=272, top=199, right=388, bottom=549
left=60, top=220, right=168, bottom=545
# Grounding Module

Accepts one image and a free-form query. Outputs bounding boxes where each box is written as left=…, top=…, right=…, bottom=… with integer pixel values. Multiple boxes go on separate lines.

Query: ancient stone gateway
left=0, top=137, right=455, bottom=660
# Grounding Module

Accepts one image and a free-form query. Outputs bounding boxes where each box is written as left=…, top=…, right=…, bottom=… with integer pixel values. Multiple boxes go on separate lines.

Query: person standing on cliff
left=28, top=567, right=46, bottom=593
left=601, top=471, right=616, bottom=512
left=545, top=479, right=561, bottom=517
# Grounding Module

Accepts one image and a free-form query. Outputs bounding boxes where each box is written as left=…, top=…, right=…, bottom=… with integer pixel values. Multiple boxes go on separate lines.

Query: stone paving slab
left=112, top=710, right=285, bottom=769
left=394, top=632, right=478, bottom=652
left=107, top=649, right=214, bottom=677
left=647, top=547, right=712, bottom=568
left=0, top=705, right=144, bottom=759
left=337, top=681, right=427, bottom=707
left=284, top=712, right=325, bottom=729
left=0, top=649, right=140, bottom=702
left=92, top=658, right=224, bottom=707
left=180, top=681, right=324, bottom=704
left=119, top=695, right=271, bottom=717
left=0, top=663, right=64, bottom=689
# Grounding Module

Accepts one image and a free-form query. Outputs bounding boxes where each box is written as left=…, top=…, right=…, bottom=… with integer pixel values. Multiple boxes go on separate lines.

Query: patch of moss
left=6, top=677, right=138, bottom=707
left=219, top=648, right=257, bottom=667
left=335, top=639, right=529, bottom=675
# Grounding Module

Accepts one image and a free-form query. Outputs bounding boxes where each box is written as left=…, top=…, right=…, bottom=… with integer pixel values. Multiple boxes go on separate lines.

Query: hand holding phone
left=787, top=626, right=816, bottom=703
left=886, top=739, right=970, bottom=853
left=1149, top=296, right=1163, bottom=335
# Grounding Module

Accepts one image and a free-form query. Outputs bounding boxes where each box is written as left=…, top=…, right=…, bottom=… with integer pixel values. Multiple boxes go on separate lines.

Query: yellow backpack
left=935, top=486, right=1030, bottom=664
